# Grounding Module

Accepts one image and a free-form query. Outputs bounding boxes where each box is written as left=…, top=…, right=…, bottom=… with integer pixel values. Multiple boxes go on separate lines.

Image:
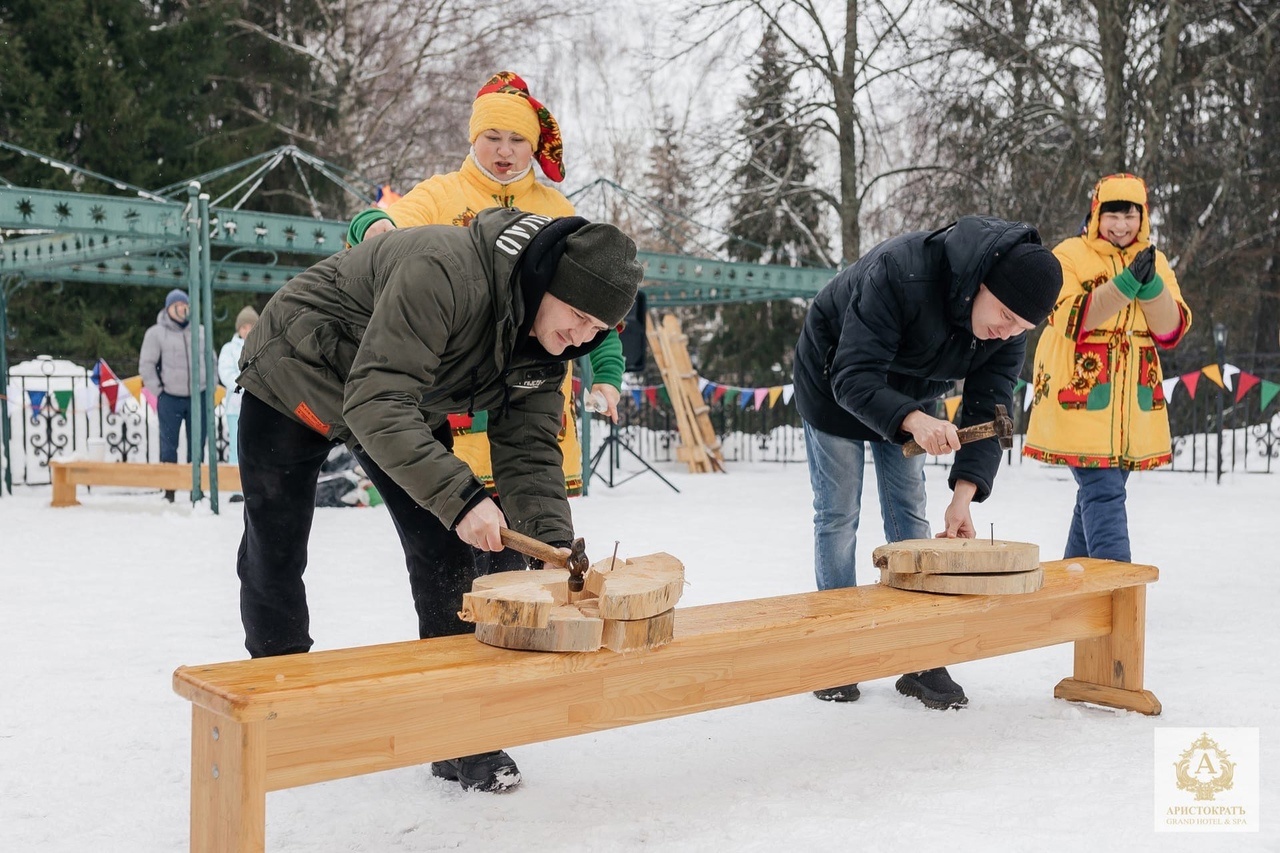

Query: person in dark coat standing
left=793, top=216, right=1062, bottom=709
left=233, top=208, right=642, bottom=793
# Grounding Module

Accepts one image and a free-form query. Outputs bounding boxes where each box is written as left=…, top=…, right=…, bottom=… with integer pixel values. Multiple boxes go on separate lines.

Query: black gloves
left=1129, top=245, right=1156, bottom=284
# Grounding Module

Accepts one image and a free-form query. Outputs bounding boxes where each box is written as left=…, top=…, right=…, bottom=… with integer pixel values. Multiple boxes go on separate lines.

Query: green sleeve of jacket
left=346, top=208, right=395, bottom=247
left=341, top=253, right=486, bottom=528
left=587, top=329, right=625, bottom=389
left=486, top=370, right=574, bottom=545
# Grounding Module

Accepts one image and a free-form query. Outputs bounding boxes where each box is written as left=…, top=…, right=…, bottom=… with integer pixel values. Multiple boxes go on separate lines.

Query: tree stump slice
left=602, top=609, right=676, bottom=653
left=471, top=569, right=569, bottom=597
left=462, top=556, right=685, bottom=651
left=584, top=552, right=685, bottom=620
left=460, top=584, right=555, bottom=628
left=879, top=566, right=1045, bottom=595
left=872, top=538, right=1040, bottom=575
left=474, top=605, right=604, bottom=652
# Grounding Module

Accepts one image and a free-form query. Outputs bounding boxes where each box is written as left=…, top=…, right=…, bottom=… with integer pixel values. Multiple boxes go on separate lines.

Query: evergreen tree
left=699, top=26, right=830, bottom=388
left=0, top=0, right=309, bottom=364
left=641, top=112, right=702, bottom=256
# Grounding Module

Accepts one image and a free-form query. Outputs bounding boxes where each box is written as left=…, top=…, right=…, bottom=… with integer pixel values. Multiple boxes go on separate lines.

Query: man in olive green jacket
left=233, top=208, right=641, bottom=793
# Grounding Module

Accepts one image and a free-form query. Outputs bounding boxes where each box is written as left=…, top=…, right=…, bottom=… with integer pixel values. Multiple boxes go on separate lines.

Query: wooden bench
left=50, top=460, right=242, bottom=506
left=173, top=558, right=1160, bottom=852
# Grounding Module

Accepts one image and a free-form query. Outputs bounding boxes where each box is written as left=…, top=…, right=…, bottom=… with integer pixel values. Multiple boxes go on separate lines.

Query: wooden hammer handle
left=902, top=422, right=998, bottom=458
left=498, top=528, right=567, bottom=568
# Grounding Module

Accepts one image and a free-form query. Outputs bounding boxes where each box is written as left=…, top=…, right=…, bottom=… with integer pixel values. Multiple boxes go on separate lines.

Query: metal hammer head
left=993, top=404, right=1014, bottom=449
left=566, top=537, right=589, bottom=592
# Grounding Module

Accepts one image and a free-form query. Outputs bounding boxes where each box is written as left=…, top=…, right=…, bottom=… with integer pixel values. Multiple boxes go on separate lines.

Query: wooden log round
left=879, top=566, right=1045, bottom=595
left=872, top=538, right=1040, bottom=575
left=584, top=552, right=685, bottom=620
left=463, top=555, right=686, bottom=651
left=474, top=605, right=604, bottom=652
left=602, top=609, right=676, bottom=653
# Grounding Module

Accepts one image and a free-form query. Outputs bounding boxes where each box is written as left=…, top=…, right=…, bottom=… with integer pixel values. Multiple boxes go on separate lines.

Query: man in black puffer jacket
left=231, top=208, right=641, bottom=793
left=794, top=216, right=1061, bottom=710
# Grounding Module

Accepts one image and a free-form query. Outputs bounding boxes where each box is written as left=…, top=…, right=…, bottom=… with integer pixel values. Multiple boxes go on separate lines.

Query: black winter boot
left=163, top=489, right=176, bottom=503
left=895, top=667, right=968, bottom=710
left=813, top=683, right=861, bottom=702
left=431, top=750, right=521, bottom=792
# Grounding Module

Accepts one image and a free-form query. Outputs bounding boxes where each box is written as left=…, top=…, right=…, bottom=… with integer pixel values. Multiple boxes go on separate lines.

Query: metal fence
left=4, top=349, right=1278, bottom=494
left=600, top=348, right=1280, bottom=479
left=2, top=361, right=230, bottom=489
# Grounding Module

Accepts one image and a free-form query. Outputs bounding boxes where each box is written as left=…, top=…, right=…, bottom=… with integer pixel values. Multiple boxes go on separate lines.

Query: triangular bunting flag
left=723, top=388, right=739, bottom=405
left=943, top=396, right=962, bottom=422
left=94, top=359, right=125, bottom=412
left=631, top=388, right=642, bottom=408
left=1161, top=376, right=1180, bottom=403
left=753, top=388, right=768, bottom=410
left=767, top=386, right=783, bottom=408
left=1181, top=371, right=1201, bottom=399
left=1223, top=363, right=1239, bottom=392
left=53, top=390, right=75, bottom=412
left=740, top=389, right=754, bottom=409
left=658, top=386, right=670, bottom=406
left=644, top=387, right=658, bottom=408
left=713, top=385, right=728, bottom=403
left=1234, top=372, right=1260, bottom=403
left=1260, top=380, right=1280, bottom=411
left=1014, top=379, right=1026, bottom=395
left=697, top=376, right=709, bottom=393
left=782, top=384, right=794, bottom=405
left=702, top=382, right=716, bottom=400
left=28, top=390, right=46, bottom=415
left=1201, top=364, right=1224, bottom=389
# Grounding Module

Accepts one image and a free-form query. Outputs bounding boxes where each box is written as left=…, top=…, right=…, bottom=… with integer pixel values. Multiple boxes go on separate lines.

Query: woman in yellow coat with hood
left=347, top=72, right=626, bottom=547
left=1024, top=173, right=1192, bottom=561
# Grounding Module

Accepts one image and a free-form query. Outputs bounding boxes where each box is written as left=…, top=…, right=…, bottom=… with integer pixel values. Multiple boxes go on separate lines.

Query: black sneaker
left=431, top=750, right=521, bottom=792
left=895, top=667, right=968, bottom=710
left=228, top=494, right=245, bottom=503
left=813, top=683, right=861, bottom=702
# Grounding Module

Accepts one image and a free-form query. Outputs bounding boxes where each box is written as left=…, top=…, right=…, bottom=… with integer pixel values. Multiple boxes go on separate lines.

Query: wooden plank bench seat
left=173, top=558, right=1160, bottom=852
left=50, top=460, right=242, bottom=506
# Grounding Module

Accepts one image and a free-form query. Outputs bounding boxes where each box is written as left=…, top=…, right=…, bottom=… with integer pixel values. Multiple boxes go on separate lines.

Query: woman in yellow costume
left=1024, top=173, right=1192, bottom=562
left=348, top=72, right=627, bottom=571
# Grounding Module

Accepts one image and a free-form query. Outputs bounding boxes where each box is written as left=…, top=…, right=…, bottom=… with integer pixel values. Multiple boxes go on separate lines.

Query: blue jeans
left=804, top=421, right=930, bottom=590
left=157, top=391, right=208, bottom=464
left=1065, top=467, right=1131, bottom=562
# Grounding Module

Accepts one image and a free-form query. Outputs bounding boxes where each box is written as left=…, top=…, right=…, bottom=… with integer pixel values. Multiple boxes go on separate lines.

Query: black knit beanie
left=983, top=242, right=1062, bottom=326
left=547, top=224, right=642, bottom=328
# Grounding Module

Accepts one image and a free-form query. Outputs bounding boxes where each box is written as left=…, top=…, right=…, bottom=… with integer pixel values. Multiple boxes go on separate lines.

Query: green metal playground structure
left=0, top=144, right=838, bottom=508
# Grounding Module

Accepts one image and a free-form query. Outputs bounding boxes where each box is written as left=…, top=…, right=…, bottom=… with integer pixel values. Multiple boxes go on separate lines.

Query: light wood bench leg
left=190, top=706, right=266, bottom=853
left=50, top=466, right=79, bottom=507
left=1055, top=585, right=1161, bottom=715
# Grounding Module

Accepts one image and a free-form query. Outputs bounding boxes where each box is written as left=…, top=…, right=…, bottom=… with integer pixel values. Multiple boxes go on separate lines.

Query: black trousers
left=236, top=392, right=477, bottom=658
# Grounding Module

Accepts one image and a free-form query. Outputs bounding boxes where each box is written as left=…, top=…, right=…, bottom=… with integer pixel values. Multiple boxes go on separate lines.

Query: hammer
left=901, top=404, right=1014, bottom=458
left=498, top=529, right=591, bottom=593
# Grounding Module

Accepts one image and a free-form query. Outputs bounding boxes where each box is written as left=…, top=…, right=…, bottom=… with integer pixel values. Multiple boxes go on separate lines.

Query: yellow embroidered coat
left=1023, top=174, right=1193, bottom=469
left=385, top=157, right=585, bottom=495
left=385, top=155, right=575, bottom=230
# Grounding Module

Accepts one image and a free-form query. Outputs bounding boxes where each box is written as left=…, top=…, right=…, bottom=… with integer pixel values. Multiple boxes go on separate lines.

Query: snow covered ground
left=2, top=455, right=1276, bottom=851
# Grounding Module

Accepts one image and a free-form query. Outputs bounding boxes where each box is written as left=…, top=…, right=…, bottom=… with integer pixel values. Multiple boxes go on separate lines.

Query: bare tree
left=912, top=0, right=1280, bottom=352
left=675, top=0, right=937, bottom=263
left=224, top=0, right=562, bottom=215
